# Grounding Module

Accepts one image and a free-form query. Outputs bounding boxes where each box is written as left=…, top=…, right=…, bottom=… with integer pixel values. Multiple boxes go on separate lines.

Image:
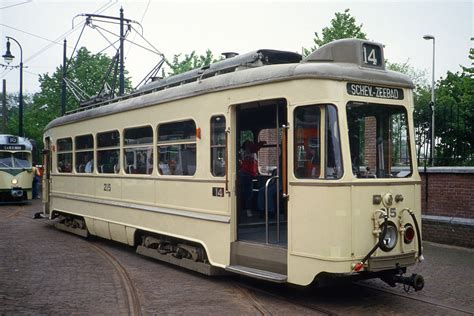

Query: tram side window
left=158, top=120, right=196, bottom=176
left=294, top=106, right=321, bottom=178
left=123, top=126, right=153, bottom=174
left=97, top=130, right=120, bottom=174
left=57, top=138, right=72, bottom=173
left=211, top=116, right=226, bottom=177
left=75, top=134, right=94, bottom=173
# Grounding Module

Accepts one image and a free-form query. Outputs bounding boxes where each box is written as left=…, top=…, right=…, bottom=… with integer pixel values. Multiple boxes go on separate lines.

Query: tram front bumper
left=11, top=188, right=24, bottom=198
left=367, top=251, right=416, bottom=272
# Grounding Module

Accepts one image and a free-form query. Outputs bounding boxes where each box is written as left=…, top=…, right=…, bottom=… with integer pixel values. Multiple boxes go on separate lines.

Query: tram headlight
left=404, top=223, right=415, bottom=244
left=380, top=221, right=398, bottom=252
left=11, top=178, right=18, bottom=185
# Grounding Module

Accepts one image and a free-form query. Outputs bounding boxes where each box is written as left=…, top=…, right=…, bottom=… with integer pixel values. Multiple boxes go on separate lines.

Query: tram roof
left=45, top=39, right=414, bottom=131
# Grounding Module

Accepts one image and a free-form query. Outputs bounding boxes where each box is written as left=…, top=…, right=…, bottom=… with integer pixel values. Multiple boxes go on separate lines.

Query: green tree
left=387, top=61, right=431, bottom=162
left=304, top=9, right=367, bottom=56
left=163, top=49, right=219, bottom=76
left=389, top=51, right=474, bottom=166
left=434, top=69, right=474, bottom=165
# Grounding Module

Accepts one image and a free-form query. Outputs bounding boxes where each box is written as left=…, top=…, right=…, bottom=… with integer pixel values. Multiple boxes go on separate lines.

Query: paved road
left=1, top=200, right=473, bottom=315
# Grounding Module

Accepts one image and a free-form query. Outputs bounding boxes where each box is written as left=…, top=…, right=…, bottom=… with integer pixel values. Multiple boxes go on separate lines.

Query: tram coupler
left=382, top=272, right=425, bottom=292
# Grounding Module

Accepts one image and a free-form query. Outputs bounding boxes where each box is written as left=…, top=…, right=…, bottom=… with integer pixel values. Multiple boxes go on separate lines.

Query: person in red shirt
left=239, top=140, right=265, bottom=217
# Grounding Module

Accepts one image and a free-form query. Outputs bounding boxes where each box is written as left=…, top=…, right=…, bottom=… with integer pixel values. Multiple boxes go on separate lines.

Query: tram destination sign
left=0, top=144, right=25, bottom=150
left=347, top=83, right=404, bottom=100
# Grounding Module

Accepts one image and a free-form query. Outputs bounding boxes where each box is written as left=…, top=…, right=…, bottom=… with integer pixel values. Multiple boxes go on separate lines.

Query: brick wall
left=419, top=168, right=474, bottom=219
left=419, top=167, right=474, bottom=248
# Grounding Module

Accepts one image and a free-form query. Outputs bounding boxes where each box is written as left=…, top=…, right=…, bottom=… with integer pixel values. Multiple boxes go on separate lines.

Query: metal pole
left=119, top=7, right=125, bottom=96
left=61, top=39, right=67, bottom=116
left=4, top=37, right=23, bottom=136
left=19, top=59, right=23, bottom=136
left=430, top=38, right=436, bottom=166
left=2, top=79, right=6, bottom=133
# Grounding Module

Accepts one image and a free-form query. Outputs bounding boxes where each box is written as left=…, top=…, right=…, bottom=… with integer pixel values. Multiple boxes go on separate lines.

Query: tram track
left=232, top=282, right=273, bottom=315
left=88, top=241, right=142, bottom=316
left=233, top=281, right=336, bottom=315
left=0, top=203, right=26, bottom=222
left=355, top=282, right=473, bottom=315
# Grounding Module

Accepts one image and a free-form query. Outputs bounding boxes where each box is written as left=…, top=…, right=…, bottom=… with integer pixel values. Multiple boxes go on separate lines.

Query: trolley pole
left=79, top=9, right=132, bottom=97
left=61, top=39, right=67, bottom=116
left=2, top=79, right=6, bottom=133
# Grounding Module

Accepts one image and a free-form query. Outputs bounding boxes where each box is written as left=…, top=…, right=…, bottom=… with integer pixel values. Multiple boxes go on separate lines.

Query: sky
left=0, top=0, right=472, bottom=94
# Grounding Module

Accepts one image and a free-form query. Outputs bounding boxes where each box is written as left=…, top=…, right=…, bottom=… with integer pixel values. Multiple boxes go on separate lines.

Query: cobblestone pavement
left=1, top=200, right=473, bottom=315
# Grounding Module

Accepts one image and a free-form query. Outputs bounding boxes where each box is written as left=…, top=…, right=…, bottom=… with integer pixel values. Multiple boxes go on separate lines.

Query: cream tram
left=0, top=134, right=34, bottom=202
left=42, top=39, right=424, bottom=288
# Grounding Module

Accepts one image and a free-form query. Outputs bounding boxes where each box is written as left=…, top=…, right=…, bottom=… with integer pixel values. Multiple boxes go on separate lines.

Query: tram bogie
left=42, top=39, right=424, bottom=288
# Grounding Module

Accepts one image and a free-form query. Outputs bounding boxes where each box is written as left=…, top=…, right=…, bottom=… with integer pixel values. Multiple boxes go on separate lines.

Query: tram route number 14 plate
left=212, top=187, right=225, bottom=197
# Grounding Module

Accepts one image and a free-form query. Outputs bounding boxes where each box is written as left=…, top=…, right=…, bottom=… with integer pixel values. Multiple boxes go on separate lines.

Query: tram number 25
left=380, top=208, right=397, bottom=219
left=103, top=183, right=112, bottom=191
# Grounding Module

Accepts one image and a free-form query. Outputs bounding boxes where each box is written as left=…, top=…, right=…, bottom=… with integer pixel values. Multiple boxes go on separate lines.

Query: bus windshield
left=0, top=152, right=31, bottom=169
left=347, top=103, right=412, bottom=178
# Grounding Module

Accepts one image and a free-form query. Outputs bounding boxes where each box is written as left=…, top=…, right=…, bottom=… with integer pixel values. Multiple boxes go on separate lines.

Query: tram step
left=225, top=265, right=287, bottom=283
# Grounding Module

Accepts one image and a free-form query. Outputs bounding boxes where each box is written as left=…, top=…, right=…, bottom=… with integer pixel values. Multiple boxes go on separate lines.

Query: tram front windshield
left=0, top=152, right=31, bottom=169
left=347, top=103, right=412, bottom=178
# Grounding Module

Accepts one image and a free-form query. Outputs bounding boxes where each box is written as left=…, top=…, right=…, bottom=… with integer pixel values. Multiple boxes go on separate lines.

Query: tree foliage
left=304, top=9, right=367, bottom=56
left=163, top=50, right=219, bottom=77
left=386, top=61, right=432, bottom=160
left=433, top=67, right=474, bottom=165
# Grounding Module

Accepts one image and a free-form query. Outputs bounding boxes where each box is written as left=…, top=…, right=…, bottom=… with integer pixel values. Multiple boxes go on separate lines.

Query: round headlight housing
left=380, top=221, right=398, bottom=252
left=11, top=178, right=18, bottom=185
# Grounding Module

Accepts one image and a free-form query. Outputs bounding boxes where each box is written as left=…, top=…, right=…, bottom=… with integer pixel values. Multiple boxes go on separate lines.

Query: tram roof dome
left=303, top=38, right=386, bottom=70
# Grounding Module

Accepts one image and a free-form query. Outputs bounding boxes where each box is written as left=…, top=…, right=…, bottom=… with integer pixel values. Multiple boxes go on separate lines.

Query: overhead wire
left=24, top=0, right=116, bottom=64
left=0, top=0, right=116, bottom=79
left=0, top=0, right=32, bottom=10
left=125, top=0, right=151, bottom=59
left=0, top=23, right=74, bottom=49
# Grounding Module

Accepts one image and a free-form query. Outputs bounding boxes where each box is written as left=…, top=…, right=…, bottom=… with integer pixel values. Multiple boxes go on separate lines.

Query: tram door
left=42, top=137, right=51, bottom=215
left=235, top=99, right=288, bottom=246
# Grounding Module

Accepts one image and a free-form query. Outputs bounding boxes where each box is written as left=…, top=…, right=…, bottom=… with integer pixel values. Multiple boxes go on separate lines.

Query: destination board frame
left=347, top=83, right=404, bottom=100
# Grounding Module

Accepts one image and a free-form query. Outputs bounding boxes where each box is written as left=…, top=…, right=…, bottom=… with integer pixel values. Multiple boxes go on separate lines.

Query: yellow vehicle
left=0, top=135, right=34, bottom=202
left=42, top=39, right=424, bottom=289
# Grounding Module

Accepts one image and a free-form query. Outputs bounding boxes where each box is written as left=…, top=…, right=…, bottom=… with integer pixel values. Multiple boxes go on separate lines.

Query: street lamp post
left=423, top=34, right=435, bottom=166
left=2, top=37, right=23, bottom=137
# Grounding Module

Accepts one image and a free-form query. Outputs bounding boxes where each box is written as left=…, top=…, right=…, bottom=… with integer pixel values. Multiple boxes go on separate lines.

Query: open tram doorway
left=42, top=137, right=52, bottom=216
left=235, top=99, right=288, bottom=247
